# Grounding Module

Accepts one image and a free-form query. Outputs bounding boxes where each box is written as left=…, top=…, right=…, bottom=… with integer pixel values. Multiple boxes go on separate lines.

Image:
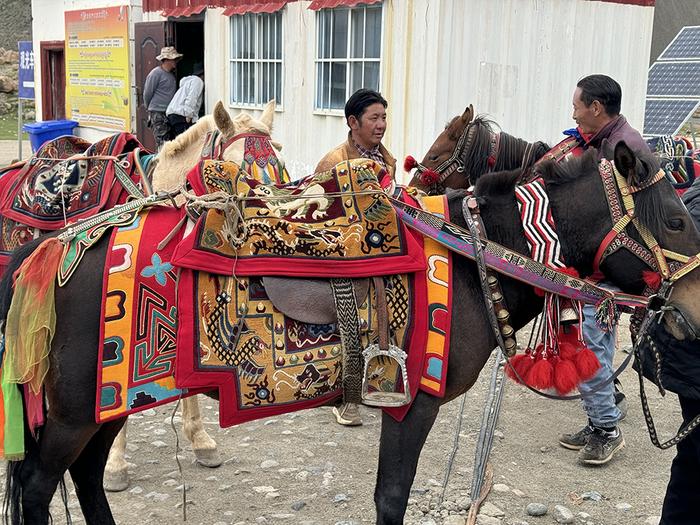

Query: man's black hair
left=344, top=88, right=387, bottom=121
left=576, top=74, right=622, bottom=116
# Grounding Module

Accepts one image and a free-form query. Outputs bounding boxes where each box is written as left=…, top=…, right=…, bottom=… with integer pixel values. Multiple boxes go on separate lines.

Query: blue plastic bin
left=23, top=119, right=79, bottom=152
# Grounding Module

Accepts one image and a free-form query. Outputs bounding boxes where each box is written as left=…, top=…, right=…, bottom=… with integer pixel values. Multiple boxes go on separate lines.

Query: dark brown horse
left=3, top=142, right=700, bottom=524
left=409, top=105, right=551, bottom=193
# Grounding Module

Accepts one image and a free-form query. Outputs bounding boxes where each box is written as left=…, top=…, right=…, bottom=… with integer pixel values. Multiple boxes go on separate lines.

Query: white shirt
left=166, top=75, right=204, bottom=121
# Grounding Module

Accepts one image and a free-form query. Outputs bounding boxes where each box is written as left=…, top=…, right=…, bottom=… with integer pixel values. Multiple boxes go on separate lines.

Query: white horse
left=104, top=100, right=282, bottom=491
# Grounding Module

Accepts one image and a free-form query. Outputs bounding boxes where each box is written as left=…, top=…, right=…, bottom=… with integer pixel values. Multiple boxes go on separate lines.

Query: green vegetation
left=0, top=111, right=30, bottom=140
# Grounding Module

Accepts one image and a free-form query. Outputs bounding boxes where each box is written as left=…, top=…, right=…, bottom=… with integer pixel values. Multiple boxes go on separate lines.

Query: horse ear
left=213, top=101, right=234, bottom=135
left=614, top=140, right=640, bottom=186
left=460, top=104, right=474, bottom=126
left=260, top=99, right=276, bottom=131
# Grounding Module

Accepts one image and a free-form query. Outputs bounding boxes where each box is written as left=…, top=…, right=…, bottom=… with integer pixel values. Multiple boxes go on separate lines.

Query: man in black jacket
left=652, top=182, right=700, bottom=525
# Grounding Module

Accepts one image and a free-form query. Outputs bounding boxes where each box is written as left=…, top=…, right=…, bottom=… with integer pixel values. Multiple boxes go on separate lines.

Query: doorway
left=40, top=41, right=65, bottom=121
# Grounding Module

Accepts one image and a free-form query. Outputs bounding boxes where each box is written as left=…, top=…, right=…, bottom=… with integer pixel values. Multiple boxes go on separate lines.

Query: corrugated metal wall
left=216, top=0, right=654, bottom=181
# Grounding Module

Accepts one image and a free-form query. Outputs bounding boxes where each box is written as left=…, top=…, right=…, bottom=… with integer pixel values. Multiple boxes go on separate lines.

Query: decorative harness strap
left=514, top=178, right=564, bottom=269
left=594, top=159, right=700, bottom=282
left=390, top=197, right=648, bottom=311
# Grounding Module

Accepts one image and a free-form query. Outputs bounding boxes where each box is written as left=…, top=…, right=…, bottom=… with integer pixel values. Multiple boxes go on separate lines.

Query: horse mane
left=462, top=116, right=498, bottom=177
left=473, top=167, right=522, bottom=197
left=159, top=115, right=214, bottom=158
left=232, top=112, right=271, bottom=135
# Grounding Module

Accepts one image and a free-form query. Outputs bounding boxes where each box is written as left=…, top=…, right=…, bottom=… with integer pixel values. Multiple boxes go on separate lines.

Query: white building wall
left=382, top=0, right=655, bottom=183
left=30, top=0, right=654, bottom=180
left=31, top=0, right=144, bottom=142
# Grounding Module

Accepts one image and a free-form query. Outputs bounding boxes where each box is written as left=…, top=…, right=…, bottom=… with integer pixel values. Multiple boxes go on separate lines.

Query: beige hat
left=156, top=46, right=183, bottom=61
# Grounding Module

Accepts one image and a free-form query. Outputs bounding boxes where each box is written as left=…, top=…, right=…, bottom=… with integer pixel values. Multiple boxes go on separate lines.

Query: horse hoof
left=103, top=469, right=129, bottom=492
left=194, top=448, right=222, bottom=468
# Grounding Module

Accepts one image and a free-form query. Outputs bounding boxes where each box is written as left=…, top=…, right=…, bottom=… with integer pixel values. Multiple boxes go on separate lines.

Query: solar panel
left=643, top=99, right=700, bottom=136
left=646, top=62, right=700, bottom=98
left=659, top=26, right=700, bottom=60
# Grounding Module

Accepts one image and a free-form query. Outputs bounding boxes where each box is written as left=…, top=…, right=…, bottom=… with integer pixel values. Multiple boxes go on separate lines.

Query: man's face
left=162, top=59, right=177, bottom=72
left=572, top=87, right=602, bottom=135
left=349, top=102, right=387, bottom=149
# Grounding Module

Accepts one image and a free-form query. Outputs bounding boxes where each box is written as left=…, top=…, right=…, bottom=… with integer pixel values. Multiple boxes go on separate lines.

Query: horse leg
left=69, top=419, right=126, bottom=524
left=104, top=419, right=130, bottom=492
left=182, top=395, right=221, bottom=467
left=374, top=391, right=442, bottom=525
left=12, top=419, right=99, bottom=524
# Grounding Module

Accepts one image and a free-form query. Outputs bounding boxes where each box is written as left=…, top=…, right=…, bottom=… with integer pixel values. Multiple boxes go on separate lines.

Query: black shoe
left=578, top=427, right=625, bottom=465
left=559, top=424, right=594, bottom=450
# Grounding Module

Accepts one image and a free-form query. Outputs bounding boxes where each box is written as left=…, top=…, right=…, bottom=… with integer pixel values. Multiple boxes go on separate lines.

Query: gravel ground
left=0, top=317, right=683, bottom=525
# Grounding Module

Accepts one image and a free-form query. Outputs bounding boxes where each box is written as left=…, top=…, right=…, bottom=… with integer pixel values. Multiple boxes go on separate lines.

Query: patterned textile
left=514, top=178, right=565, bottom=268
left=173, top=159, right=425, bottom=277
left=0, top=133, right=144, bottom=229
left=418, top=195, right=452, bottom=397
left=0, top=166, right=35, bottom=271
left=97, top=205, right=200, bottom=423
left=175, top=266, right=428, bottom=427
left=646, top=135, right=699, bottom=191
left=239, top=134, right=290, bottom=184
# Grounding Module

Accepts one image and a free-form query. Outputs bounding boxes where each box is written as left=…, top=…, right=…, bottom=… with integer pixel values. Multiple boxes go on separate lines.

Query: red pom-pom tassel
left=420, top=169, right=441, bottom=185
left=506, top=353, right=534, bottom=384
left=404, top=155, right=418, bottom=172
left=575, top=347, right=601, bottom=382
left=525, top=358, right=554, bottom=390
left=642, top=270, right=662, bottom=291
left=554, top=358, right=580, bottom=394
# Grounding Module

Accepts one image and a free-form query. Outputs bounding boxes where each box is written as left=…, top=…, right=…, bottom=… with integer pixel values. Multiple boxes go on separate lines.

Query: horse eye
left=429, top=154, right=439, bottom=162
left=667, top=218, right=684, bottom=231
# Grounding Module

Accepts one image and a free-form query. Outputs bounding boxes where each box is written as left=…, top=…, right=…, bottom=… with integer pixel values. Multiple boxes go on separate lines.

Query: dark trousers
left=148, top=111, right=171, bottom=150
left=167, top=114, right=191, bottom=138
left=660, top=396, right=700, bottom=525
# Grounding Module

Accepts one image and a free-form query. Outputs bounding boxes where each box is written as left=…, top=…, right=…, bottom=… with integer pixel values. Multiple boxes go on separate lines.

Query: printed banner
left=64, top=6, right=131, bottom=131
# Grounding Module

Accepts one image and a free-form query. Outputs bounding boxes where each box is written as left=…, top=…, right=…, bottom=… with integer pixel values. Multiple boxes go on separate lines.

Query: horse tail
left=1, top=234, right=70, bottom=524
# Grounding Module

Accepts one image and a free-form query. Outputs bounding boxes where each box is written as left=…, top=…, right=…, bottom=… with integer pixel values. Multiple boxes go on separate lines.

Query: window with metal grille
left=229, top=11, right=283, bottom=107
left=315, top=4, right=382, bottom=111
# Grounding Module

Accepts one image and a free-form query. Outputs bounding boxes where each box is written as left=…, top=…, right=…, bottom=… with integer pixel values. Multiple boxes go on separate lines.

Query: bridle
left=594, top=158, right=700, bottom=337
left=200, top=129, right=274, bottom=161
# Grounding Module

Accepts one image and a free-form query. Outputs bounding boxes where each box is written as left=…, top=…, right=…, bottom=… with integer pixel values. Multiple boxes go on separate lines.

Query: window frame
left=228, top=10, right=284, bottom=110
left=313, top=3, right=384, bottom=115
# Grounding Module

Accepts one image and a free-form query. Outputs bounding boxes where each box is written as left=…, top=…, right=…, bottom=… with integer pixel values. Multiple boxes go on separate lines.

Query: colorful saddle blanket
left=172, top=159, right=426, bottom=277
left=97, top=205, right=202, bottom=423
left=175, top=267, right=428, bottom=427
left=0, top=133, right=145, bottom=229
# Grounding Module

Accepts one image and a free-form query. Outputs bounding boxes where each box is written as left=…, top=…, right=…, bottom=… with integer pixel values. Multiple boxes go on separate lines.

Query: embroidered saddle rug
left=0, top=133, right=147, bottom=272
left=97, top=205, right=204, bottom=423
left=172, top=159, right=426, bottom=277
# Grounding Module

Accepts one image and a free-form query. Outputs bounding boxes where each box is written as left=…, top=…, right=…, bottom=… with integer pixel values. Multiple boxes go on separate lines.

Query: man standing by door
left=143, top=46, right=182, bottom=150
left=166, top=63, right=204, bottom=138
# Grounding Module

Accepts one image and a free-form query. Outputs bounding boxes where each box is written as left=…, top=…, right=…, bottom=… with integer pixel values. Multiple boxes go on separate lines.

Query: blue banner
left=18, top=41, right=35, bottom=100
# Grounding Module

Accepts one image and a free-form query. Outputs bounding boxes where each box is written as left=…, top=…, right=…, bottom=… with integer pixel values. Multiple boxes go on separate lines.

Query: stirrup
left=361, top=343, right=411, bottom=407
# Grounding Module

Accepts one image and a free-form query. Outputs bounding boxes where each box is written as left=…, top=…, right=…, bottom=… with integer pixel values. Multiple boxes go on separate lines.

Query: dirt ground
left=0, top=315, right=683, bottom=525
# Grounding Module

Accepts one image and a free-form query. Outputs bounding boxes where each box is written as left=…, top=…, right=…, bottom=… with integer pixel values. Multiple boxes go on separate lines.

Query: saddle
left=262, top=276, right=370, bottom=325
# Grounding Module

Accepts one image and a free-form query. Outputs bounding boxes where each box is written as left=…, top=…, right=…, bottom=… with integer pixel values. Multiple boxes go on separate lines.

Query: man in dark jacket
left=558, top=75, right=651, bottom=465
left=653, top=185, right=700, bottom=524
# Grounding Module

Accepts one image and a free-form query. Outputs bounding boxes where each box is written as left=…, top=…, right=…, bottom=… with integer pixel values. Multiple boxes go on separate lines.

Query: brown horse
left=3, top=142, right=700, bottom=524
left=409, top=105, right=550, bottom=193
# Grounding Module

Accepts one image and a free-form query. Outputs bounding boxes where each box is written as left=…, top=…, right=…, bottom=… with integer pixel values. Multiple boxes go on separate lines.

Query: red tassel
left=642, top=270, right=662, bottom=291
left=420, top=169, right=441, bottom=185
left=575, top=347, right=601, bottom=382
left=558, top=341, right=577, bottom=362
left=506, top=353, right=534, bottom=384
left=554, top=358, right=580, bottom=394
left=403, top=155, right=418, bottom=172
left=525, top=358, right=554, bottom=389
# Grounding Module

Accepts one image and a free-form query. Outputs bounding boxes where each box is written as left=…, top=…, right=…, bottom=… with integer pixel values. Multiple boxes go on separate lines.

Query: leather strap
left=373, top=276, right=389, bottom=351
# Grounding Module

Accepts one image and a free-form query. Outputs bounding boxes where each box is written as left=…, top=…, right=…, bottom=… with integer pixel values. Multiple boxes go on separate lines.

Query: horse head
left=534, top=141, right=700, bottom=342
left=212, top=100, right=285, bottom=173
left=410, top=105, right=549, bottom=194
left=151, top=100, right=285, bottom=192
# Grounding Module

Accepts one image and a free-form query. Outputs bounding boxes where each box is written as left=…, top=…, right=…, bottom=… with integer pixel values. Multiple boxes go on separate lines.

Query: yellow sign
left=65, top=6, right=130, bottom=131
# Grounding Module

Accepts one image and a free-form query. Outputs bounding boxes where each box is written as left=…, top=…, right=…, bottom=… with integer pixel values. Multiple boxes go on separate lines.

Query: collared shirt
left=166, top=75, right=204, bottom=121
left=353, top=140, right=387, bottom=170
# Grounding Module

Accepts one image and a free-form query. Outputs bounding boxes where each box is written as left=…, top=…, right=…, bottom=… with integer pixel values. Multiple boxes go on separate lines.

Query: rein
left=200, top=130, right=273, bottom=161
